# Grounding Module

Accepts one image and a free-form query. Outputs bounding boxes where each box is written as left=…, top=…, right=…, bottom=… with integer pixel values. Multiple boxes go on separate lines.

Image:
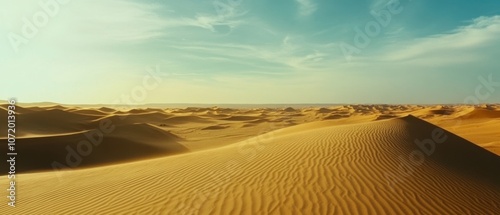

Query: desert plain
left=0, top=103, right=499, bottom=214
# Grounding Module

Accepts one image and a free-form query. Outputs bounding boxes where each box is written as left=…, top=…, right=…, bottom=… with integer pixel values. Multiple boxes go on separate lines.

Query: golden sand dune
left=0, top=123, right=187, bottom=174
left=458, top=108, right=500, bottom=119
left=2, top=115, right=499, bottom=214
left=0, top=105, right=107, bottom=137
left=1, top=104, right=500, bottom=214
left=14, top=109, right=102, bottom=136
left=2, top=104, right=500, bottom=154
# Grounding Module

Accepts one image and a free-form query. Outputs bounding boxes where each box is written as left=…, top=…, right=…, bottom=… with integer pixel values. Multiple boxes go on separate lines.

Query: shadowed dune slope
left=0, top=108, right=103, bottom=137
left=0, top=123, right=188, bottom=174
left=398, top=115, right=500, bottom=185
left=2, top=116, right=499, bottom=214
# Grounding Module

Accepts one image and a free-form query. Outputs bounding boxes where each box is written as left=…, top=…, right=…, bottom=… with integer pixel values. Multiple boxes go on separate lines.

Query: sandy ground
left=0, top=104, right=499, bottom=214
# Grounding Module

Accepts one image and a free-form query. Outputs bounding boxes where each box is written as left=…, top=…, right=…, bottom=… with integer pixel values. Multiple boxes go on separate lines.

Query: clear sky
left=1, top=0, right=499, bottom=104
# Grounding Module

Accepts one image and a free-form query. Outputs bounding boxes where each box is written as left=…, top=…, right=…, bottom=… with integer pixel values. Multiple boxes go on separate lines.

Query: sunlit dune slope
left=2, top=116, right=499, bottom=214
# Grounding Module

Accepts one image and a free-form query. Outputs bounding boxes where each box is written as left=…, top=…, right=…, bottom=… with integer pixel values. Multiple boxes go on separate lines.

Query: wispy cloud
left=3, top=0, right=500, bottom=104
left=162, top=33, right=335, bottom=74
left=190, top=13, right=245, bottom=32
left=378, top=16, right=500, bottom=64
left=40, top=0, right=247, bottom=46
left=295, top=0, right=317, bottom=17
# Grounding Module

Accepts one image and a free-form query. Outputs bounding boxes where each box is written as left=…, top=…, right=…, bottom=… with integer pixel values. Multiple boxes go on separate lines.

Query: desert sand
left=0, top=104, right=499, bottom=214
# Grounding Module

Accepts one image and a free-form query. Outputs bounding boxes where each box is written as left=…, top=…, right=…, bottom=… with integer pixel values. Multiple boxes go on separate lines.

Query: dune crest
left=0, top=123, right=187, bottom=174
left=2, top=115, right=499, bottom=214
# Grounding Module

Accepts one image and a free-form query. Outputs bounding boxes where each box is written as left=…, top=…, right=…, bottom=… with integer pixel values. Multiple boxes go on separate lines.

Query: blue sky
left=1, top=0, right=499, bottom=104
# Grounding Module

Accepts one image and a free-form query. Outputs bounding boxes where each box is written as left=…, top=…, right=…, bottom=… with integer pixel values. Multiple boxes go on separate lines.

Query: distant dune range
left=0, top=104, right=499, bottom=214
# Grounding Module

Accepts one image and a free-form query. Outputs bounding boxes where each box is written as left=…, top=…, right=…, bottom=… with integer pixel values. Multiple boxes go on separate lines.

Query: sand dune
left=221, top=115, right=261, bottom=121
left=1, top=104, right=500, bottom=214
left=458, top=108, right=500, bottom=119
left=68, top=108, right=109, bottom=115
left=0, top=123, right=187, bottom=174
left=2, top=115, right=499, bottom=214
left=13, top=109, right=102, bottom=137
left=3, top=104, right=499, bottom=153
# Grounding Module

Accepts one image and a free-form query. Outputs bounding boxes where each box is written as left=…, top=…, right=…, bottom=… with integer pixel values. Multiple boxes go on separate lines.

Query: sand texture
left=0, top=104, right=499, bottom=214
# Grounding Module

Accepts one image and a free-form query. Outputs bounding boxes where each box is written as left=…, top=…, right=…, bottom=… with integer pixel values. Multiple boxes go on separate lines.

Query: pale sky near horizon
left=1, top=0, right=499, bottom=104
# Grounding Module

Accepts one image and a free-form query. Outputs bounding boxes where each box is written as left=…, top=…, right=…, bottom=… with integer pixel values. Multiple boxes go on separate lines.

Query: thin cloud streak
left=296, top=0, right=317, bottom=17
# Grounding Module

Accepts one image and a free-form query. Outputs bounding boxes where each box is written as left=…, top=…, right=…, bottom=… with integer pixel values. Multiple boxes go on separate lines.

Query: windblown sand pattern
left=0, top=104, right=499, bottom=214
